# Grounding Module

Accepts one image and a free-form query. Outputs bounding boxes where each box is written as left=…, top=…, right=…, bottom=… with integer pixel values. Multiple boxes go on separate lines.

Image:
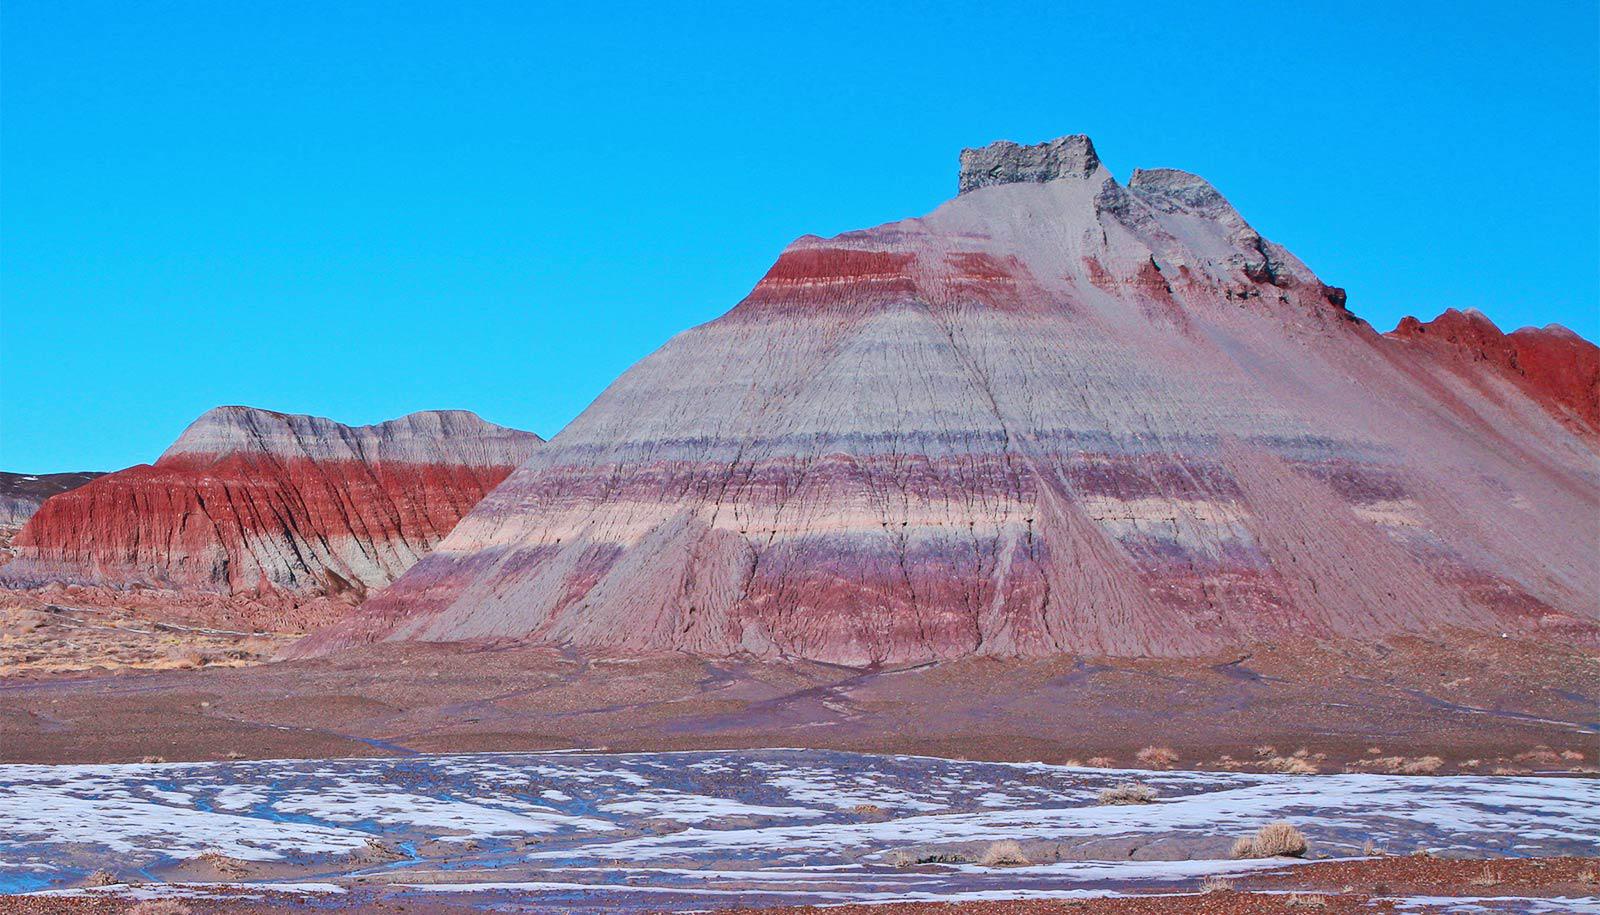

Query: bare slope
left=1, top=408, right=541, bottom=620
left=306, top=135, right=1598, bottom=664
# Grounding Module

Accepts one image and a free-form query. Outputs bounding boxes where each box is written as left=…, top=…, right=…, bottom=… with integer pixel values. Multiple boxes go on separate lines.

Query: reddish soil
left=723, top=896, right=1392, bottom=914
left=1250, top=854, right=1600, bottom=895
left=4, top=858, right=1595, bottom=913
left=2, top=634, right=1594, bottom=772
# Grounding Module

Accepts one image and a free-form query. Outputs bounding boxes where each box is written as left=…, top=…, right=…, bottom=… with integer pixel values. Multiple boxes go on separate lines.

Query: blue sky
left=3, top=1, right=1596, bottom=472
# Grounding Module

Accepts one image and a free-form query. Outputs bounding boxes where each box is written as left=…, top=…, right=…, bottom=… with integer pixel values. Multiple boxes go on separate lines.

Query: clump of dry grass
left=1350, top=754, right=1443, bottom=775
left=362, top=838, right=404, bottom=862
left=1285, top=894, right=1328, bottom=908
left=887, top=848, right=968, bottom=867
left=1469, top=863, right=1501, bottom=887
left=194, top=850, right=251, bottom=877
left=1135, top=746, right=1178, bottom=769
left=1262, top=754, right=1319, bottom=775
left=978, top=839, right=1030, bottom=867
left=1198, top=875, right=1234, bottom=893
left=1361, top=838, right=1386, bottom=856
left=1098, top=782, right=1158, bottom=805
left=851, top=803, right=889, bottom=817
left=224, top=750, right=246, bottom=760
left=1084, top=756, right=1116, bottom=768
left=1231, top=822, right=1308, bottom=859
left=1515, top=746, right=1563, bottom=766
left=83, top=869, right=120, bottom=887
left=127, top=902, right=193, bottom=915
left=1577, top=867, right=1600, bottom=886
left=139, top=755, right=167, bottom=764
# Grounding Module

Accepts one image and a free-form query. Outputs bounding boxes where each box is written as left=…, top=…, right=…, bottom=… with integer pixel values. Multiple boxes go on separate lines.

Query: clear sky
left=3, top=1, right=1596, bottom=473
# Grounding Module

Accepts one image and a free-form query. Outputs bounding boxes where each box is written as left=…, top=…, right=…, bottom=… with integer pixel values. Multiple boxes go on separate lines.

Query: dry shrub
left=195, top=850, right=250, bottom=877
left=362, top=838, right=404, bottom=862
left=1285, top=894, right=1328, bottom=908
left=83, top=869, right=119, bottom=887
left=1263, top=754, right=1319, bottom=775
left=1198, top=875, right=1234, bottom=893
left=851, top=803, right=889, bottom=817
left=978, top=839, right=1030, bottom=867
left=224, top=750, right=246, bottom=760
left=1353, top=755, right=1441, bottom=775
left=1515, top=746, right=1563, bottom=766
left=1400, top=755, right=1444, bottom=775
left=1085, top=756, right=1116, bottom=768
left=175, top=650, right=210, bottom=669
left=1469, top=863, right=1500, bottom=887
left=1561, top=749, right=1586, bottom=762
left=1098, top=782, right=1158, bottom=805
left=1361, top=838, right=1385, bottom=856
left=1135, top=746, right=1178, bottom=769
left=139, top=755, right=167, bottom=764
left=1578, top=867, right=1600, bottom=886
left=1231, top=822, right=1308, bottom=859
left=128, top=903, right=193, bottom=915
left=888, top=848, right=968, bottom=867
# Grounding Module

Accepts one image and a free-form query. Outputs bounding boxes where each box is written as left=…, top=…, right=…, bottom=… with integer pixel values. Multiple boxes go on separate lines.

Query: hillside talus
left=302, top=135, right=1598, bottom=664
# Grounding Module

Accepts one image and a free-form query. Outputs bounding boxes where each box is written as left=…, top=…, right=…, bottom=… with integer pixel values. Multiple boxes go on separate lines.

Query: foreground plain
left=2, top=749, right=1595, bottom=912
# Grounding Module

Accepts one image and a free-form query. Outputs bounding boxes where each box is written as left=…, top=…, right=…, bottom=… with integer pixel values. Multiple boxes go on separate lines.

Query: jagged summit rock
left=958, top=135, right=1102, bottom=193
left=1, top=406, right=542, bottom=623
left=264, top=137, right=1589, bottom=664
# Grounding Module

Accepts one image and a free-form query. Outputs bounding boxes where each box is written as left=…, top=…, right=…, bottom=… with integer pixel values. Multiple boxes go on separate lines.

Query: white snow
left=2, top=750, right=1594, bottom=910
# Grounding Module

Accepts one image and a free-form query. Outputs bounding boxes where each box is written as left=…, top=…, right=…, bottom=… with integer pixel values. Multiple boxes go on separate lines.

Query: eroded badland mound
left=1, top=407, right=540, bottom=631
left=301, top=135, right=1599, bottom=665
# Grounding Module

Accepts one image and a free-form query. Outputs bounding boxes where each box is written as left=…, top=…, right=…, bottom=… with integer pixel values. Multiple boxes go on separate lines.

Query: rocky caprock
left=306, top=135, right=1599, bottom=664
left=2, top=407, right=541, bottom=621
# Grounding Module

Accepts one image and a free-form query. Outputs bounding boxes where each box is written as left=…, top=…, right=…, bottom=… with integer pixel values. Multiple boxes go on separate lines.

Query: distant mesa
left=0, top=471, right=105, bottom=558
left=1, top=470, right=105, bottom=530
left=296, top=134, right=1598, bottom=664
left=0, top=406, right=541, bottom=628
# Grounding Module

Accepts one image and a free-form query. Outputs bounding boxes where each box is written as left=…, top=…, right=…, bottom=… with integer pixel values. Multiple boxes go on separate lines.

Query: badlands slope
left=1, top=407, right=540, bottom=627
left=305, top=135, right=1599, bottom=665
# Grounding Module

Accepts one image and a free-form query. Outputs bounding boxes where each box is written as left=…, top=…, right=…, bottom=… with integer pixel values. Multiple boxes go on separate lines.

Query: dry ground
left=2, top=630, right=1594, bottom=772
left=2, top=857, right=1595, bottom=914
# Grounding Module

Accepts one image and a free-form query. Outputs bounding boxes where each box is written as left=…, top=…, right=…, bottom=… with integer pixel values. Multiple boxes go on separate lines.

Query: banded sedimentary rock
left=1, top=408, right=541, bottom=609
left=305, top=135, right=1599, bottom=664
left=1389, top=308, right=1600, bottom=431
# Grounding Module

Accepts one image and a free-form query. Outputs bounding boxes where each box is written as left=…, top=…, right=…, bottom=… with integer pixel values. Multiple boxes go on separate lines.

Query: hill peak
left=958, top=135, right=1102, bottom=194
